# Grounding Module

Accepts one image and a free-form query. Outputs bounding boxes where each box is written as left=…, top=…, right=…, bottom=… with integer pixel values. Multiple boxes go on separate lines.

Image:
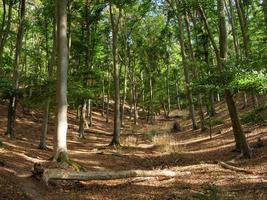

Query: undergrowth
left=241, top=104, right=267, bottom=124
left=191, top=184, right=237, bottom=200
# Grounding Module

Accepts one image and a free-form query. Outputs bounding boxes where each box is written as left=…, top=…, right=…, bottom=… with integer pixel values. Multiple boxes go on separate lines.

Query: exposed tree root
left=218, top=161, right=254, bottom=174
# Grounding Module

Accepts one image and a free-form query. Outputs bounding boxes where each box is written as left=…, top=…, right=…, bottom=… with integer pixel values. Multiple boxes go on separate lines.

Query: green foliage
left=204, top=119, right=224, bottom=127
left=231, top=71, right=267, bottom=93
left=191, top=184, right=237, bottom=200
left=241, top=105, right=267, bottom=125
left=0, top=76, right=12, bottom=99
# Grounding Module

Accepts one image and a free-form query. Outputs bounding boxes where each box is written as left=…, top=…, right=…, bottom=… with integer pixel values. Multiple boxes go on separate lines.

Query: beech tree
left=53, top=0, right=69, bottom=162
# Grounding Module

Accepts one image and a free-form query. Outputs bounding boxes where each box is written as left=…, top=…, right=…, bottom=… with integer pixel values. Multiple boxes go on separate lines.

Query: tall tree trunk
left=185, top=14, right=205, bottom=130
left=120, top=60, right=128, bottom=127
left=109, top=3, right=122, bottom=146
left=39, top=10, right=57, bottom=150
left=174, top=68, right=181, bottom=110
left=235, top=0, right=258, bottom=108
left=0, top=0, right=13, bottom=66
left=177, top=14, right=197, bottom=130
left=218, top=0, right=251, bottom=158
left=200, top=1, right=251, bottom=158
left=79, top=101, right=86, bottom=139
left=106, top=71, right=110, bottom=123
left=7, top=0, right=26, bottom=138
left=39, top=98, right=50, bottom=149
left=102, top=78, right=105, bottom=117
left=53, top=0, right=69, bottom=162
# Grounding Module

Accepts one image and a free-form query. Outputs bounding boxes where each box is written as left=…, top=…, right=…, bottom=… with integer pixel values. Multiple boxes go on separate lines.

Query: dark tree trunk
left=7, top=0, right=26, bottom=138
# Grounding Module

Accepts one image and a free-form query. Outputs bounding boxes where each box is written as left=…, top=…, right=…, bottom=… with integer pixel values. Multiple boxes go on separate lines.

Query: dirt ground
left=0, top=96, right=267, bottom=200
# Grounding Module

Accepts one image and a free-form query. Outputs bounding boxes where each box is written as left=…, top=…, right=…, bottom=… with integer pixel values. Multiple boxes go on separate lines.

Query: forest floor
left=0, top=96, right=267, bottom=200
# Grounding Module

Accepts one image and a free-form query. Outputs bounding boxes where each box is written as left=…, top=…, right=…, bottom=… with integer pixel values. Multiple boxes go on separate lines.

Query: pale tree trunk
left=39, top=10, right=57, bottom=150
left=39, top=98, right=50, bottom=149
left=109, top=3, right=122, bottom=146
left=53, top=0, right=69, bottom=162
left=200, top=2, right=251, bottom=158
left=7, top=0, right=25, bottom=138
left=106, top=71, right=110, bottom=123
left=79, top=102, right=86, bottom=139
left=132, top=60, right=138, bottom=125
left=185, top=14, right=205, bottom=131
left=120, top=60, right=128, bottom=127
left=141, top=71, right=145, bottom=111
left=89, top=99, right=92, bottom=127
left=177, top=14, right=197, bottom=130
left=147, top=75, right=154, bottom=124
left=102, top=78, right=105, bottom=117
left=166, top=64, right=171, bottom=117
left=235, top=0, right=258, bottom=107
left=227, top=0, right=247, bottom=109
left=174, top=68, right=181, bottom=110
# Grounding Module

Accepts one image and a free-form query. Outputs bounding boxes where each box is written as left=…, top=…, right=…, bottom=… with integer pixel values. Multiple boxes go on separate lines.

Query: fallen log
left=218, top=161, right=254, bottom=174
left=43, top=169, right=191, bottom=184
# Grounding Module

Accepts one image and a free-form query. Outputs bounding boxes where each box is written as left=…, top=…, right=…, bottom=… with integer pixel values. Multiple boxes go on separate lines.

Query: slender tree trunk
left=166, top=64, right=171, bottom=117
left=109, top=4, right=122, bottom=146
left=106, top=71, right=110, bottom=123
left=0, top=0, right=13, bottom=66
left=39, top=98, right=50, bottom=149
left=39, top=10, right=57, bottom=150
left=89, top=99, right=92, bottom=127
left=102, top=78, right=105, bottom=117
left=200, top=1, right=251, bottom=158
left=174, top=68, right=181, bottom=110
left=79, top=102, right=86, bottom=139
left=235, top=0, right=258, bottom=108
left=177, top=14, right=197, bottom=130
left=218, top=0, right=251, bottom=158
left=209, top=92, right=216, bottom=116
left=120, top=60, right=128, bottom=127
left=185, top=14, right=205, bottom=130
left=7, top=0, right=26, bottom=138
left=53, top=0, right=69, bottom=162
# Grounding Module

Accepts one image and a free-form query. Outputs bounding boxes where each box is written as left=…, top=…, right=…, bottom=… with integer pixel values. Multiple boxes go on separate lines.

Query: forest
left=0, top=0, right=266, bottom=199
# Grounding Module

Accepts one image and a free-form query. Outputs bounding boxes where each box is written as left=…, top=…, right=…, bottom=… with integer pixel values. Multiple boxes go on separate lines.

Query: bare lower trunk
left=198, top=94, right=206, bottom=131
left=7, top=95, right=17, bottom=138
left=106, top=72, right=110, bottom=123
left=39, top=97, right=50, bottom=149
left=225, top=90, right=251, bottom=158
left=177, top=14, right=197, bottom=130
left=109, top=4, right=122, bottom=146
left=251, top=89, right=258, bottom=109
left=89, top=99, right=92, bottom=127
left=209, top=92, right=216, bottom=116
left=242, top=92, right=248, bottom=108
left=54, top=0, right=69, bottom=162
left=79, top=102, right=86, bottom=139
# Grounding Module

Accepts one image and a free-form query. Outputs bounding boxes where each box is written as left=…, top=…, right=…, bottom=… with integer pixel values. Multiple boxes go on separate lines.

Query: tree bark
left=200, top=1, right=251, bottom=158
left=54, top=0, right=69, bottom=162
left=217, top=0, right=251, bottom=158
left=39, top=97, right=50, bottom=149
left=177, top=14, right=197, bottom=130
left=43, top=169, right=191, bottom=183
left=109, top=3, right=122, bottom=146
left=0, top=0, right=13, bottom=66
left=7, top=0, right=26, bottom=138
